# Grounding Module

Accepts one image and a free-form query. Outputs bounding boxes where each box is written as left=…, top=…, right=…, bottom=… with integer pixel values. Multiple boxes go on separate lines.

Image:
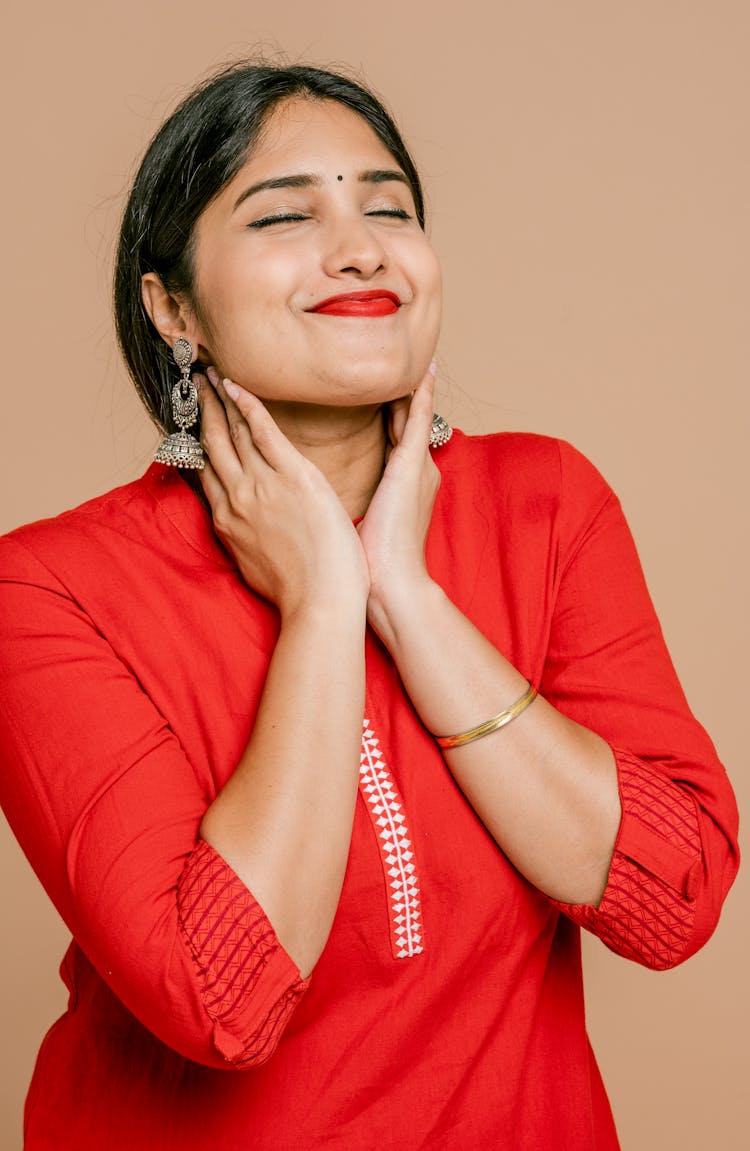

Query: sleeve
left=541, top=441, right=739, bottom=970
left=0, top=535, right=310, bottom=1069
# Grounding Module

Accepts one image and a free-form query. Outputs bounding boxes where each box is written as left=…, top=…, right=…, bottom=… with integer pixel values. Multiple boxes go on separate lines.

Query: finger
left=395, top=365, right=436, bottom=454
left=220, top=377, right=310, bottom=474
left=197, top=455, right=228, bottom=511
left=387, top=395, right=411, bottom=447
left=207, top=370, right=266, bottom=472
left=197, top=373, right=245, bottom=485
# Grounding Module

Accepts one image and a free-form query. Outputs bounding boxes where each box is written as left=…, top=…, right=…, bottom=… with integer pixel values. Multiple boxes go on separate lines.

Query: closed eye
left=366, top=209, right=412, bottom=220
left=248, top=208, right=412, bottom=229
left=247, top=213, right=309, bottom=229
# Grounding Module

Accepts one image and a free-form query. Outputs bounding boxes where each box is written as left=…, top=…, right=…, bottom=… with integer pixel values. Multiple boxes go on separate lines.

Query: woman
left=0, top=61, right=739, bottom=1149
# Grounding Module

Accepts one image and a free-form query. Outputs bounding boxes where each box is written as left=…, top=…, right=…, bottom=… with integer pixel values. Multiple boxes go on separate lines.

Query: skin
left=142, top=96, right=621, bottom=978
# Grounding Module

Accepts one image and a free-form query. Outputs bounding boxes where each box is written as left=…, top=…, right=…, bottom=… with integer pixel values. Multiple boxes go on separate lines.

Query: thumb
left=397, top=362, right=437, bottom=453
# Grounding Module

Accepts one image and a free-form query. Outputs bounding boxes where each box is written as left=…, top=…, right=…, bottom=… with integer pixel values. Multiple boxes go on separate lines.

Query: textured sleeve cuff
left=176, top=838, right=310, bottom=1067
left=555, top=749, right=703, bottom=969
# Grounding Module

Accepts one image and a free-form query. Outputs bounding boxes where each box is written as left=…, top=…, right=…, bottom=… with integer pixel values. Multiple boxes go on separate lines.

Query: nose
left=320, top=210, right=388, bottom=280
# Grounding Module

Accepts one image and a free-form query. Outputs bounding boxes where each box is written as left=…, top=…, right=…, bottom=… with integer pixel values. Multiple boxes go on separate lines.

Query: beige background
left=1, top=2, right=747, bottom=1147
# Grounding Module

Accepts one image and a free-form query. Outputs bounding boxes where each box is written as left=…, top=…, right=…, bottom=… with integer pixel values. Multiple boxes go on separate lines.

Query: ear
left=141, top=273, right=207, bottom=359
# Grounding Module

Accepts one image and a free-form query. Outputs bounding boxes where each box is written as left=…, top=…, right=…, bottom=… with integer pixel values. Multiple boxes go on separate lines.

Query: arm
left=367, top=577, right=620, bottom=906
left=361, top=385, right=739, bottom=966
left=196, top=374, right=370, bottom=978
left=0, top=538, right=304, bottom=1068
left=362, top=381, right=619, bottom=906
left=198, top=598, right=366, bottom=980
left=532, top=442, right=739, bottom=967
left=0, top=383, right=369, bottom=1069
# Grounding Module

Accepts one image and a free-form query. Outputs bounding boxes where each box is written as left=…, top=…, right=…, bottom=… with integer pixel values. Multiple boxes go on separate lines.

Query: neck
left=263, top=401, right=388, bottom=520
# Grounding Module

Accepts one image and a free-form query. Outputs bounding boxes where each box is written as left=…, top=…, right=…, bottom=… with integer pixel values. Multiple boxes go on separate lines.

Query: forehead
left=240, top=96, right=399, bottom=177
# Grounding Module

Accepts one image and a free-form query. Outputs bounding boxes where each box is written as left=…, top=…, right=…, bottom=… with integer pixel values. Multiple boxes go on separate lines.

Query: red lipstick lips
left=307, top=290, right=401, bottom=317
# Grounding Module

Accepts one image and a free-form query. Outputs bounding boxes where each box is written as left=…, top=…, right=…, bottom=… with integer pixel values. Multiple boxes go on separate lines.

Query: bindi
left=337, top=174, right=343, bottom=181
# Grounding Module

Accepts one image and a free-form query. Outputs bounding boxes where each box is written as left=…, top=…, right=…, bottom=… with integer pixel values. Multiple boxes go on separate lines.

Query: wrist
left=366, top=572, right=442, bottom=649
left=281, top=582, right=368, bottom=627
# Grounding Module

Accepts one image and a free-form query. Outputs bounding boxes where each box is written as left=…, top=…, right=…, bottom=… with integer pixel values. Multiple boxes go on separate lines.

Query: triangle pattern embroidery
left=359, top=718, right=424, bottom=959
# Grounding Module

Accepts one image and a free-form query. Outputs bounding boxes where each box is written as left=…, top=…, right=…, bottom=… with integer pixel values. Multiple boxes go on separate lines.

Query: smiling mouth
left=306, top=290, right=401, bottom=317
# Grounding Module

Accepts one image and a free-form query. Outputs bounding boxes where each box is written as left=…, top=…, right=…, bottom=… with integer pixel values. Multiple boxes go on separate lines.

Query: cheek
left=424, top=246, right=443, bottom=299
left=408, top=240, right=442, bottom=309
left=192, top=260, right=286, bottom=358
left=207, top=246, right=310, bottom=323
left=414, top=251, right=443, bottom=343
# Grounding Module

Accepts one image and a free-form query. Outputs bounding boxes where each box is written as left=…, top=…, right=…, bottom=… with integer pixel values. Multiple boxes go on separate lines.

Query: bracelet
left=434, top=683, right=538, bottom=749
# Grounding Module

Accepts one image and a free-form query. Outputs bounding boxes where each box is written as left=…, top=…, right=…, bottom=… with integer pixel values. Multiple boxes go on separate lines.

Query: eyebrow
left=231, top=169, right=409, bottom=213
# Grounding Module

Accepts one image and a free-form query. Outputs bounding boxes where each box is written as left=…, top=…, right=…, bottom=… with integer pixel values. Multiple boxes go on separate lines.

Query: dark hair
left=114, top=61, right=426, bottom=432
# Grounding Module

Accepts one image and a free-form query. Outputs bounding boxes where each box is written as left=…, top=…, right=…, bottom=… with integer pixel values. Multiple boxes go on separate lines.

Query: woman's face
left=188, top=96, right=442, bottom=406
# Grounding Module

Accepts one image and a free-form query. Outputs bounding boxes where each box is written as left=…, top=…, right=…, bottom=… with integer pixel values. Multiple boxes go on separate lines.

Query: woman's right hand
left=197, top=368, right=369, bottom=619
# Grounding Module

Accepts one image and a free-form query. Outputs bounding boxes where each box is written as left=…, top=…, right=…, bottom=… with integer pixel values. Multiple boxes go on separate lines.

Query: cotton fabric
left=0, top=431, right=738, bottom=1149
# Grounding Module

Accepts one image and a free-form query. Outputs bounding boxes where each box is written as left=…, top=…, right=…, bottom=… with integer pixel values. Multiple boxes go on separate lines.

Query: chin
left=315, top=358, right=426, bottom=405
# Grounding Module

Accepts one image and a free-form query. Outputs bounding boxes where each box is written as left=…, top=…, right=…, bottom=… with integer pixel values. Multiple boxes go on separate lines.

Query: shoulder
left=0, top=471, right=160, bottom=585
left=440, top=429, right=615, bottom=518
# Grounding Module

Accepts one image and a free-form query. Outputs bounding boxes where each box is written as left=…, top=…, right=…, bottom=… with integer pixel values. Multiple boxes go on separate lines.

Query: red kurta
left=0, top=431, right=739, bottom=1150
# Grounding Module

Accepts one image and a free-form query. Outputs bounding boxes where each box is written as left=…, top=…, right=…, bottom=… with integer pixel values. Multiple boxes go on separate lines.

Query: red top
left=0, top=432, right=738, bottom=1150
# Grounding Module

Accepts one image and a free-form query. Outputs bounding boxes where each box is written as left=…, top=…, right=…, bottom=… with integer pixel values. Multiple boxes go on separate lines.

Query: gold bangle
left=434, top=683, right=538, bottom=749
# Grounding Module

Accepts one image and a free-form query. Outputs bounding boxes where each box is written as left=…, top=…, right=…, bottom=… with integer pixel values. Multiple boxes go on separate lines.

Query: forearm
left=200, top=597, right=366, bottom=977
left=369, top=578, right=621, bottom=905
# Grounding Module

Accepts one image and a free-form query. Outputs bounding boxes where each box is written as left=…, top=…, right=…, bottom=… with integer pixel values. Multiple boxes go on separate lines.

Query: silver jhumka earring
left=429, top=413, right=453, bottom=448
left=154, top=338, right=205, bottom=469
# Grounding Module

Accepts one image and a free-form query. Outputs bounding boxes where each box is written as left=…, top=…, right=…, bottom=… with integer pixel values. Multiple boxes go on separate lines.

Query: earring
left=429, top=413, right=453, bottom=449
left=154, top=338, right=205, bottom=469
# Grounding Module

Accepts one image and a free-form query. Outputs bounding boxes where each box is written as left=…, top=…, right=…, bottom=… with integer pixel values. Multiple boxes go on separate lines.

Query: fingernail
left=206, top=366, right=219, bottom=387
left=223, top=378, right=240, bottom=401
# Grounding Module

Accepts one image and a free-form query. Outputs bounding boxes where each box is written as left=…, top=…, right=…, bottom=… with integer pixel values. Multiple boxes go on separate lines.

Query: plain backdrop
left=1, top=2, right=747, bottom=1148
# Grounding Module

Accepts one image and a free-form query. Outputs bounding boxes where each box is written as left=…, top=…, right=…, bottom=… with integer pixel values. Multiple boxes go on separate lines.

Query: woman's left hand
left=358, top=362, right=440, bottom=636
